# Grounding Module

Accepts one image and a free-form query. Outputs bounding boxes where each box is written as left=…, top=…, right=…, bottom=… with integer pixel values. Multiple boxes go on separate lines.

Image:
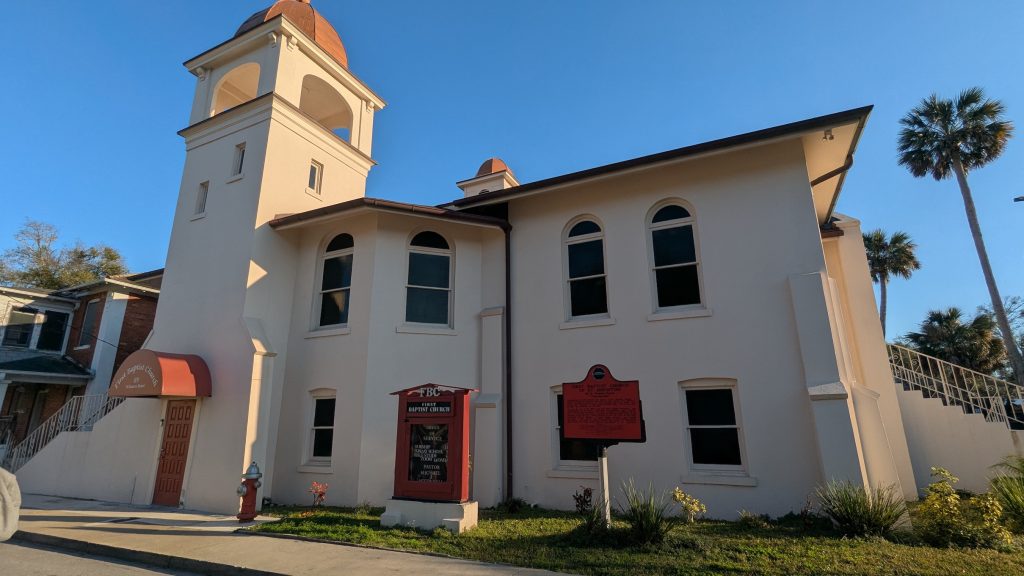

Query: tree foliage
left=901, top=307, right=1006, bottom=375
left=0, top=219, right=128, bottom=290
left=862, top=229, right=920, bottom=336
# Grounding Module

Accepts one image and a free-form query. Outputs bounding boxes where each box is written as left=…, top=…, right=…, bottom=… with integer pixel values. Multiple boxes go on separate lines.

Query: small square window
left=2, top=307, right=37, bottom=348
left=233, top=143, right=246, bottom=175
left=37, top=310, right=69, bottom=352
left=308, top=160, right=323, bottom=194
left=195, top=181, right=209, bottom=215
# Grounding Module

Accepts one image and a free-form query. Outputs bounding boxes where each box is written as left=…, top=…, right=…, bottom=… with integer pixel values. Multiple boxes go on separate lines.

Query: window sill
left=305, top=326, right=351, bottom=339
left=547, top=465, right=598, bottom=480
left=190, top=213, right=206, bottom=221
left=559, top=316, right=616, bottom=330
left=396, top=325, right=457, bottom=336
left=304, top=187, right=323, bottom=201
left=297, top=464, right=333, bottom=474
left=647, top=307, right=712, bottom=322
left=226, top=173, right=244, bottom=184
left=680, top=473, right=757, bottom=487
left=73, top=345, right=91, bottom=351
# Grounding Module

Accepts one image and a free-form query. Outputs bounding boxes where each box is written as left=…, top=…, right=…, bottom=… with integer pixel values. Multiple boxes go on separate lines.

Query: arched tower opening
left=211, top=62, right=261, bottom=116
left=299, top=74, right=354, bottom=142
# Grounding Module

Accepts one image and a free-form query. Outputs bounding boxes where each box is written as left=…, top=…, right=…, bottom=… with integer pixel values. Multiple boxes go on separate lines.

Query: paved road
left=0, top=541, right=202, bottom=576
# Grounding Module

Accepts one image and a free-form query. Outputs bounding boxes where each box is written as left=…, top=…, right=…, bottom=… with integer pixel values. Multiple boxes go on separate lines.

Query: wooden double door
left=152, top=400, right=196, bottom=507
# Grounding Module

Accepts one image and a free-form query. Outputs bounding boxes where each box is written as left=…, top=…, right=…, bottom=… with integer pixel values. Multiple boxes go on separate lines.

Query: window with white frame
left=405, top=231, right=452, bottom=326
left=308, top=160, right=323, bottom=195
left=554, top=391, right=600, bottom=463
left=649, top=203, right=702, bottom=310
left=309, top=394, right=336, bottom=461
left=77, top=300, right=100, bottom=347
left=195, top=181, right=209, bottom=215
left=564, top=219, right=608, bottom=319
left=233, top=143, right=246, bottom=176
left=317, top=233, right=353, bottom=328
left=681, top=382, right=744, bottom=470
left=2, top=307, right=37, bottom=348
left=36, top=310, right=69, bottom=352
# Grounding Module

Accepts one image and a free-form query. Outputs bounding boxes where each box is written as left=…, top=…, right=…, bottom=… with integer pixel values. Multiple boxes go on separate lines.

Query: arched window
left=211, top=62, right=260, bottom=116
left=406, top=231, right=452, bottom=325
left=649, top=203, right=702, bottom=310
left=317, top=233, right=354, bottom=327
left=299, top=75, right=354, bottom=142
left=564, top=219, right=608, bottom=319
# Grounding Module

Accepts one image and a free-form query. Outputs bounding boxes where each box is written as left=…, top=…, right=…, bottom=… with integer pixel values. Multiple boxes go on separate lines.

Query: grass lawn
left=252, top=506, right=1024, bottom=576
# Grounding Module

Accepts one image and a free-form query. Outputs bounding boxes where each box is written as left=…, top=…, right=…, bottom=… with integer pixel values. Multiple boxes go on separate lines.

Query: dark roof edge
left=445, top=105, right=874, bottom=209
left=269, top=197, right=512, bottom=231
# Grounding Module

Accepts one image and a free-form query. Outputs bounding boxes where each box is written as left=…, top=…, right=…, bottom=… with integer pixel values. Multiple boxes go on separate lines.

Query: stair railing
left=0, top=394, right=124, bottom=472
left=888, top=344, right=1024, bottom=430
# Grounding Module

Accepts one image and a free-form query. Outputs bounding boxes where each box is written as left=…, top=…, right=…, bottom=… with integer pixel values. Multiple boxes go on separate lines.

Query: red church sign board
left=391, top=384, right=473, bottom=503
left=562, top=365, right=645, bottom=443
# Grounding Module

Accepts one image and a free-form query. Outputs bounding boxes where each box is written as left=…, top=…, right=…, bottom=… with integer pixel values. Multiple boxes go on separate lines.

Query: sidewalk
left=13, top=494, right=562, bottom=576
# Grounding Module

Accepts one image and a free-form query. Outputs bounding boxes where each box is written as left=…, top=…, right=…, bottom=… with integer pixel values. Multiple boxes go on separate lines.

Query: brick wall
left=114, top=295, right=158, bottom=373
left=3, top=384, right=74, bottom=444
left=67, top=293, right=107, bottom=367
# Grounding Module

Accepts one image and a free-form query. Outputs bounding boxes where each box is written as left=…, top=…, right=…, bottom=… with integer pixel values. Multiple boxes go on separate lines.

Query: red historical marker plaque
left=391, top=384, right=473, bottom=502
left=562, top=365, right=644, bottom=442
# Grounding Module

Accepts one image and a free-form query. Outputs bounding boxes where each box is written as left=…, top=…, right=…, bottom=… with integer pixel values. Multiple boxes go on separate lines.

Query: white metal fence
left=0, top=394, right=124, bottom=472
left=888, top=344, right=1024, bottom=430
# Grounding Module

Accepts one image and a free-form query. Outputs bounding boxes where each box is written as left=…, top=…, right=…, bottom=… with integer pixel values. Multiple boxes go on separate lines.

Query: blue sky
left=2, top=1, right=1021, bottom=339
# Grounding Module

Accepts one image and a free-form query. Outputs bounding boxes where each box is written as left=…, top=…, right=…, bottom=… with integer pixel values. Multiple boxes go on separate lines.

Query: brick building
left=0, top=270, right=162, bottom=458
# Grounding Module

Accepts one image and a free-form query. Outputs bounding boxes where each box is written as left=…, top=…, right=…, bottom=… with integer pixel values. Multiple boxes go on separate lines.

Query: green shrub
left=915, top=467, right=1011, bottom=548
left=572, top=486, right=606, bottom=534
left=496, top=497, right=531, bottom=514
left=736, top=509, right=771, bottom=530
left=618, top=479, right=674, bottom=545
left=815, top=480, right=906, bottom=537
left=991, top=456, right=1024, bottom=533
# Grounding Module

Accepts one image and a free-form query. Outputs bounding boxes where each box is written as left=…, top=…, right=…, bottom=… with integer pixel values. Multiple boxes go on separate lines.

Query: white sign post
left=598, top=445, right=611, bottom=528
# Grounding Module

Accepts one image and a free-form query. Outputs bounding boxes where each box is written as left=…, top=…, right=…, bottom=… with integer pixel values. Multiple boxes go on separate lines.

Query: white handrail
left=888, top=344, right=1024, bottom=429
left=0, top=394, right=124, bottom=471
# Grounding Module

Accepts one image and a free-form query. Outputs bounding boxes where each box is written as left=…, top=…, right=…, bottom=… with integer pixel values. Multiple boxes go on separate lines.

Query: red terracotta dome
left=476, top=157, right=513, bottom=178
left=236, top=0, right=348, bottom=69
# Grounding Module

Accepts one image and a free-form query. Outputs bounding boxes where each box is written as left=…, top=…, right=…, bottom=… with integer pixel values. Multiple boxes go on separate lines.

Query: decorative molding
left=195, top=67, right=208, bottom=81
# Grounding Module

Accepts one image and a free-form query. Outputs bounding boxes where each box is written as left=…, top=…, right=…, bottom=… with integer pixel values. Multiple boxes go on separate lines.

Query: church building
left=16, top=0, right=931, bottom=517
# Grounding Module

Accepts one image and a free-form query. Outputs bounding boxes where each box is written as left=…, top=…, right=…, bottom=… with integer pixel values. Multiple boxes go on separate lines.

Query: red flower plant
left=309, top=481, right=328, bottom=507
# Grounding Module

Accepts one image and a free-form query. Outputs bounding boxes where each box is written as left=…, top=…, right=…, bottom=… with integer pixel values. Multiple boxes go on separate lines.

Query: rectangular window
left=405, top=252, right=451, bottom=325
left=556, top=394, right=600, bottom=462
left=308, top=160, right=323, bottom=194
left=195, top=181, right=209, bottom=215
left=683, top=387, right=742, bottom=467
left=77, top=300, right=100, bottom=347
left=2, top=307, right=37, bottom=348
left=651, top=223, right=701, bottom=309
left=311, top=397, right=336, bottom=460
left=233, top=143, right=246, bottom=175
left=36, top=310, right=69, bottom=352
left=319, top=253, right=352, bottom=326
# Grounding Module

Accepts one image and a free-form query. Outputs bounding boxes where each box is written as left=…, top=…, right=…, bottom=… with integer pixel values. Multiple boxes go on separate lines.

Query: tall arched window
left=564, top=219, right=608, bottom=319
left=317, top=233, right=354, bottom=327
left=648, top=203, right=702, bottom=310
left=406, top=231, right=452, bottom=326
left=211, top=62, right=260, bottom=116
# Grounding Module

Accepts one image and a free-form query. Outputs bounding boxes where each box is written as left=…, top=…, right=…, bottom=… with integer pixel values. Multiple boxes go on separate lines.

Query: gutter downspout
left=503, top=225, right=514, bottom=501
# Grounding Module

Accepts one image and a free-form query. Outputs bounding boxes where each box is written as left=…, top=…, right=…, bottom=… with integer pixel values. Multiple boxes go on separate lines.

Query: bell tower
left=148, top=1, right=386, bottom=512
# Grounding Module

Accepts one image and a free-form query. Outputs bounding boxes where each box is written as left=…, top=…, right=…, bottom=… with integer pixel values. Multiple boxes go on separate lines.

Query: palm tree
left=897, top=87, right=1024, bottom=382
left=863, top=229, right=920, bottom=337
left=903, top=308, right=1006, bottom=375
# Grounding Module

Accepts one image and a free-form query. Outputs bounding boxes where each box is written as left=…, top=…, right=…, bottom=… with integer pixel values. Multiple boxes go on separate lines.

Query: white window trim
left=549, top=385, right=598, bottom=476
left=306, top=389, right=337, bottom=466
left=402, top=231, right=454, bottom=329
left=679, top=380, right=752, bottom=482
left=232, top=142, right=246, bottom=178
left=312, top=235, right=354, bottom=331
left=1, top=305, right=38, bottom=349
left=562, top=217, right=611, bottom=322
left=647, top=201, right=706, bottom=315
left=307, top=160, right=324, bottom=196
left=193, top=181, right=209, bottom=218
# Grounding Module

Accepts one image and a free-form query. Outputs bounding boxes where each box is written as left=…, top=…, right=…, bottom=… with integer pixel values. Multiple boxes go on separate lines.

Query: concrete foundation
left=380, top=499, right=478, bottom=533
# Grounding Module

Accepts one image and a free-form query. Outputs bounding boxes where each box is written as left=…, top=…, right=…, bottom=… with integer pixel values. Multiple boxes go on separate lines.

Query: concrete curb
left=13, top=530, right=287, bottom=576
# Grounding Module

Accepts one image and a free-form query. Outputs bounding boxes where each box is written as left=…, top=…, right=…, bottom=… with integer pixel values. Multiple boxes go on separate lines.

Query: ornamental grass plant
left=815, top=480, right=906, bottom=537
left=618, top=479, right=674, bottom=545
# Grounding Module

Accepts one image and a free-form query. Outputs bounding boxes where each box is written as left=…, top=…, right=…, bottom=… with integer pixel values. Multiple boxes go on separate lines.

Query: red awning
left=109, top=349, right=211, bottom=398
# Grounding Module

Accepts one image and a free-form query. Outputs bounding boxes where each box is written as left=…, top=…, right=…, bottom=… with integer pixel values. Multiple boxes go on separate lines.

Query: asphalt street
left=0, top=541, right=202, bottom=576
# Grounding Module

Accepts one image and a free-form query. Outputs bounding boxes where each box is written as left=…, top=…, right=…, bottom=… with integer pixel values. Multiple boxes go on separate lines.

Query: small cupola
left=457, top=157, right=520, bottom=198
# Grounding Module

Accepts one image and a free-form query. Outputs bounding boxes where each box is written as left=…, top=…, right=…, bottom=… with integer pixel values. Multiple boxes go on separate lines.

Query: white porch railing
left=888, top=344, right=1024, bottom=430
left=0, top=394, right=124, bottom=472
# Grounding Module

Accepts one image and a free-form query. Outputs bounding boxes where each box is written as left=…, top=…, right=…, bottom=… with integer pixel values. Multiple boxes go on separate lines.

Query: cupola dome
left=476, top=157, right=513, bottom=178
left=236, top=0, right=348, bottom=69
